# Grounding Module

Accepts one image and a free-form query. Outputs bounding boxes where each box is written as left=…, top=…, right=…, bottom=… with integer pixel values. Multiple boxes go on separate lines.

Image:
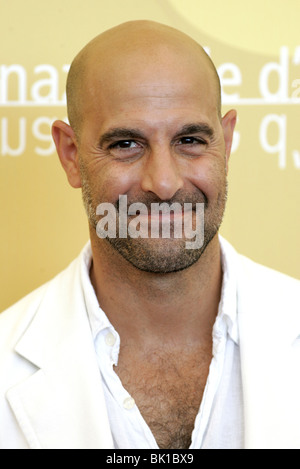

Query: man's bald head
left=66, top=20, right=221, bottom=137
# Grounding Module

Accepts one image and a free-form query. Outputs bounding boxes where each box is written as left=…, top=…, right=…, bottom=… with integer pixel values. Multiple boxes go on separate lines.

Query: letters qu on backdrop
left=0, top=0, right=299, bottom=311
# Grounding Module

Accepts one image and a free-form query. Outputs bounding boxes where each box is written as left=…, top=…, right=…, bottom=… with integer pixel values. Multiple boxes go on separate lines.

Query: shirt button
left=123, top=397, right=135, bottom=410
left=105, top=332, right=116, bottom=347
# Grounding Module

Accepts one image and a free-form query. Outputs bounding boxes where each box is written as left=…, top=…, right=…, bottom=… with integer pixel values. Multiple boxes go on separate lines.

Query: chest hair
left=114, top=345, right=212, bottom=449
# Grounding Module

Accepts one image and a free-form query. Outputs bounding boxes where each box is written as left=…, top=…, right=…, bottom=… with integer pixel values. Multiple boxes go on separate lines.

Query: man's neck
left=89, top=233, right=223, bottom=349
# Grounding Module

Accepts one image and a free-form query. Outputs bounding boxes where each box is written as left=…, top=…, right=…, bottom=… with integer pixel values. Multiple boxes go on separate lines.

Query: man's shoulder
left=238, top=251, right=300, bottom=290
left=0, top=280, right=54, bottom=353
left=0, top=248, right=86, bottom=344
left=220, top=236, right=300, bottom=300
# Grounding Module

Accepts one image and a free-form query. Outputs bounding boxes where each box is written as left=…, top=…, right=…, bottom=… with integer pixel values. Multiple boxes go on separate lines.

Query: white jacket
left=0, top=239, right=300, bottom=449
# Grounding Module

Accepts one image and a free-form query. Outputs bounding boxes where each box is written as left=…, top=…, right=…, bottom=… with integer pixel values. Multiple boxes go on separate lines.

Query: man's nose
left=140, top=145, right=184, bottom=200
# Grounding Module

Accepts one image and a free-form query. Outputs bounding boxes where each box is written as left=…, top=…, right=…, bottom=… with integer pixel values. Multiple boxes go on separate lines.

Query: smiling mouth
left=96, top=195, right=205, bottom=249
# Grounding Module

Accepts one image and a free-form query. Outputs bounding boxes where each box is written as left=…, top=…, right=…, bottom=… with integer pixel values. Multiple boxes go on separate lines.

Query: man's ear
left=221, top=109, right=237, bottom=173
left=52, top=120, right=82, bottom=188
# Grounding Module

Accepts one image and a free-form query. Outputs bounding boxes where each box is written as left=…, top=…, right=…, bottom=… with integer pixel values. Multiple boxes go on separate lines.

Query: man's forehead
left=90, top=94, right=219, bottom=146
left=85, top=43, right=216, bottom=103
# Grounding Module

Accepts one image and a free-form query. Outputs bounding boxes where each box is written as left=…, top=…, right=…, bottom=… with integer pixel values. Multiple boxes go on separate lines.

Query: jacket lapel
left=6, top=257, right=114, bottom=449
left=237, top=254, right=300, bottom=449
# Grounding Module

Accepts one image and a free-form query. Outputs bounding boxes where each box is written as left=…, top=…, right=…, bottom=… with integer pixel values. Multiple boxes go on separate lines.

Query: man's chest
left=114, top=345, right=212, bottom=449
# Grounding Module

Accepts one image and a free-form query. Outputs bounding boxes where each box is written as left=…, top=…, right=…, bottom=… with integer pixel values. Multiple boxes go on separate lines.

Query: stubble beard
left=80, top=163, right=227, bottom=274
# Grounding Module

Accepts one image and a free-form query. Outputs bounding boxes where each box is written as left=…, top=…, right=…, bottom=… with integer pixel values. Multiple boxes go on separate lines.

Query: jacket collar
left=6, top=253, right=114, bottom=449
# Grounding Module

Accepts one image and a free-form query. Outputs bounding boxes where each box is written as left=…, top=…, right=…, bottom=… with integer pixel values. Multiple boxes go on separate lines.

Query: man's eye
left=175, top=136, right=207, bottom=157
left=178, top=137, right=206, bottom=145
left=110, top=140, right=139, bottom=149
left=106, top=140, right=143, bottom=159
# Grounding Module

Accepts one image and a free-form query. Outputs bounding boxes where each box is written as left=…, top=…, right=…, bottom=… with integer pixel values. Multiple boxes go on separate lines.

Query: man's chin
left=105, top=236, right=211, bottom=274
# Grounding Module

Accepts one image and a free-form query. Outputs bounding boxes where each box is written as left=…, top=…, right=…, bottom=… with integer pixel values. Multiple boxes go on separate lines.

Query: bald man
left=1, top=21, right=300, bottom=450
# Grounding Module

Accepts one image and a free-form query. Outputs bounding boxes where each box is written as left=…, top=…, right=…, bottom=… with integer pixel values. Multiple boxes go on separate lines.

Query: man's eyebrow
left=99, top=128, right=145, bottom=147
left=98, top=123, right=215, bottom=147
left=174, top=123, right=215, bottom=139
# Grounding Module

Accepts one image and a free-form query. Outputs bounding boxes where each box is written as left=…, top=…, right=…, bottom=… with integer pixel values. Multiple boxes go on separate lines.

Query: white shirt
left=81, top=237, right=244, bottom=449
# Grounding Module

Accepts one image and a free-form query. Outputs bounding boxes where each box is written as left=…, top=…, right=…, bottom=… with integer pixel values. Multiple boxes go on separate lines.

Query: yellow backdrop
left=1, top=0, right=299, bottom=312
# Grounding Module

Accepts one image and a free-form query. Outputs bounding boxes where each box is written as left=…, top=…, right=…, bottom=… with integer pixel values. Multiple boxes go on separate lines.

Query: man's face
left=76, top=46, right=234, bottom=273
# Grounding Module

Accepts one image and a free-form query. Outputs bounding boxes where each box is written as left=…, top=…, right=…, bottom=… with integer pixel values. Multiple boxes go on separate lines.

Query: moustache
left=115, top=190, right=208, bottom=212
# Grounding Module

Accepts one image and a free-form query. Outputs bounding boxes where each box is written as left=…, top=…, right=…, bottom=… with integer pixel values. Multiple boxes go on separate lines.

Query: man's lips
left=126, top=209, right=194, bottom=223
